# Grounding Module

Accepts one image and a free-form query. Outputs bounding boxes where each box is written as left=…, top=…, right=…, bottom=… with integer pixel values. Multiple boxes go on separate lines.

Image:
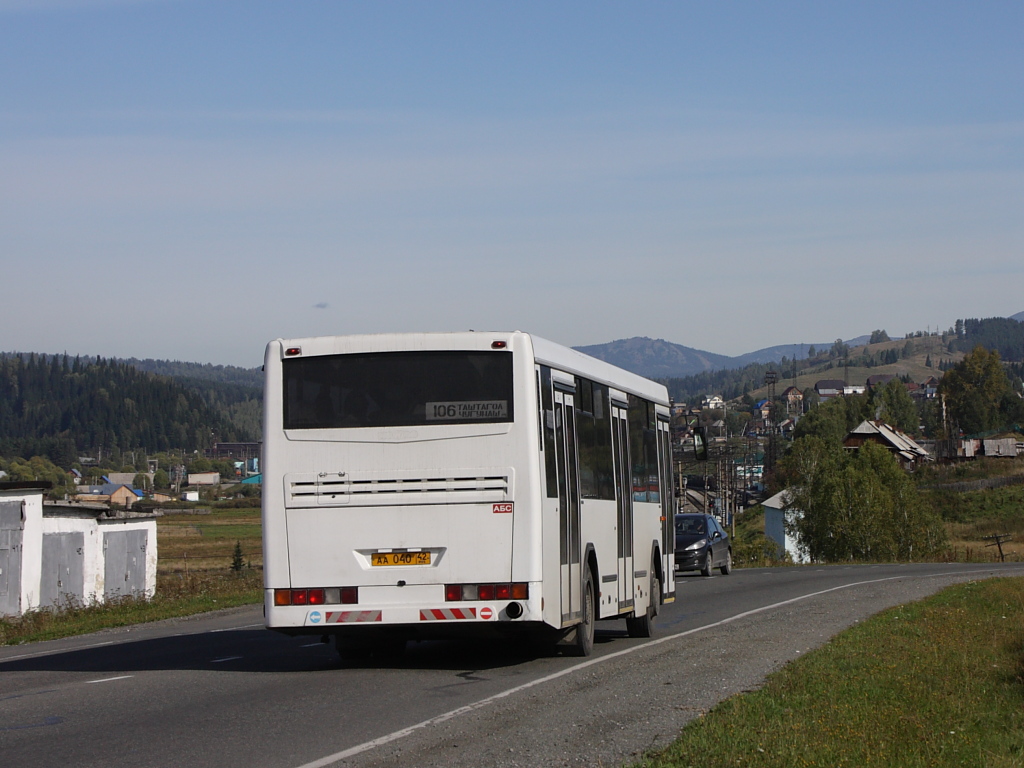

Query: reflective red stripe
left=324, top=610, right=382, bottom=623
left=419, top=607, right=477, bottom=621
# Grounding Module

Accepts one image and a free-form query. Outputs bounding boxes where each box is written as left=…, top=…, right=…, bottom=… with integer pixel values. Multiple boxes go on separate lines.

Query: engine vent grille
left=285, top=471, right=511, bottom=508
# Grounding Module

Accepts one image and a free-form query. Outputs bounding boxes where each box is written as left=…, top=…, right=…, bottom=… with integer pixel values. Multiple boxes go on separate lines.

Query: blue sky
left=2, top=1, right=1021, bottom=366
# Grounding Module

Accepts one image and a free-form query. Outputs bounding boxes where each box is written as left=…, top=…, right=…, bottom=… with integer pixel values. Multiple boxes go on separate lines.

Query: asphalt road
left=3, top=562, right=1023, bottom=768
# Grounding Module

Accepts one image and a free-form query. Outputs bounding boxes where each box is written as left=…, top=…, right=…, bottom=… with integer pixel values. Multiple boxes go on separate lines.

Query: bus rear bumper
left=264, top=588, right=543, bottom=636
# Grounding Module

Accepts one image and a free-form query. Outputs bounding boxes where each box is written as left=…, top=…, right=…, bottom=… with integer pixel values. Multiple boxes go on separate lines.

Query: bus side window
left=540, top=366, right=558, bottom=498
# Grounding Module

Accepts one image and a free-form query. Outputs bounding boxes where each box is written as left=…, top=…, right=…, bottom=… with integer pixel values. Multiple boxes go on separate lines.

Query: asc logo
left=492, top=503, right=513, bottom=514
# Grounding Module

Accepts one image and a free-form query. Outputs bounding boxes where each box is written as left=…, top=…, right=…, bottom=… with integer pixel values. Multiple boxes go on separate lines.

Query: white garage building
left=1, top=482, right=157, bottom=617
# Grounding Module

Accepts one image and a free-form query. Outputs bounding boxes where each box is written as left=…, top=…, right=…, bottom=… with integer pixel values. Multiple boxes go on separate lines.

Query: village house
left=843, top=420, right=931, bottom=470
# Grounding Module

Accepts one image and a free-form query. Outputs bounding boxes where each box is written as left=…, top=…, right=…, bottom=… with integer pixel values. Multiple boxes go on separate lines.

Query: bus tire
left=626, top=566, right=659, bottom=638
left=573, top=568, right=595, bottom=657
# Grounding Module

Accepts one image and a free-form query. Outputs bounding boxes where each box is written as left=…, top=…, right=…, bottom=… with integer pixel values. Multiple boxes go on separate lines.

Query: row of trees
left=938, top=346, right=1024, bottom=435
left=777, top=379, right=947, bottom=562
left=780, top=439, right=946, bottom=561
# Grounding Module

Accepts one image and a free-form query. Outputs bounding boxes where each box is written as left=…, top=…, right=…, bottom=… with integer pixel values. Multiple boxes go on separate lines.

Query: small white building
left=1, top=482, right=157, bottom=617
left=763, top=489, right=807, bottom=564
left=188, top=472, right=220, bottom=486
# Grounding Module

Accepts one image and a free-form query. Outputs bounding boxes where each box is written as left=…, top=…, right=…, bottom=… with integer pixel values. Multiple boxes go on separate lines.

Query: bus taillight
left=275, top=587, right=357, bottom=605
left=445, top=583, right=529, bottom=601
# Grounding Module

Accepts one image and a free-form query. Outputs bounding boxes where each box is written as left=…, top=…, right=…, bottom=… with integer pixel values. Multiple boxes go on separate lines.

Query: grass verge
left=635, top=576, right=1024, bottom=768
left=0, top=570, right=263, bottom=646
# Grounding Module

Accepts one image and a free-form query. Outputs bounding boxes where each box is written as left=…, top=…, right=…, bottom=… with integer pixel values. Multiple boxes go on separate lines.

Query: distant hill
left=574, top=337, right=831, bottom=379
left=1010, top=310, right=1024, bottom=322
left=729, top=343, right=831, bottom=368
left=573, top=337, right=732, bottom=378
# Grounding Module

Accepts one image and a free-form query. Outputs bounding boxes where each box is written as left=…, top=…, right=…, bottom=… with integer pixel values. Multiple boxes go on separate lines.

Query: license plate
left=371, top=551, right=431, bottom=566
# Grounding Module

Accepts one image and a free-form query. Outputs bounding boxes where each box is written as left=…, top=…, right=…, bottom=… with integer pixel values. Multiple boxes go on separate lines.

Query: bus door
left=657, top=414, right=676, bottom=599
left=554, top=386, right=582, bottom=625
left=611, top=400, right=634, bottom=611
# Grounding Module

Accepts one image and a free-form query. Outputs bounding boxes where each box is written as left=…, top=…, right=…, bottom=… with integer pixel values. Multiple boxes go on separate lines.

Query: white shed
left=1, top=482, right=157, bottom=617
left=763, top=489, right=807, bottom=564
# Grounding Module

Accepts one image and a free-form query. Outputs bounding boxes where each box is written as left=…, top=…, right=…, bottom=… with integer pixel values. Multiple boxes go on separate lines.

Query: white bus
left=261, top=332, right=675, bottom=658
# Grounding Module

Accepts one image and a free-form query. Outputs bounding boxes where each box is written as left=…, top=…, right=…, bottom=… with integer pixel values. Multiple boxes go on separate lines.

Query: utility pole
left=764, top=370, right=779, bottom=483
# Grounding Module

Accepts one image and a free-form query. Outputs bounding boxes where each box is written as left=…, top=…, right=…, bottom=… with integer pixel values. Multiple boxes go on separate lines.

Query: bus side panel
left=509, top=336, right=543, bottom=591
left=632, top=500, right=661, bottom=613
left=579, top=498, right=618, bottom=619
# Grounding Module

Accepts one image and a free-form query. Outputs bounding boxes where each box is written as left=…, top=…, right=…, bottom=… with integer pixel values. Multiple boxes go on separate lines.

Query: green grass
left=635, top=577, right=1024, bottom=768
left=0, top=570, right=263, bottom=645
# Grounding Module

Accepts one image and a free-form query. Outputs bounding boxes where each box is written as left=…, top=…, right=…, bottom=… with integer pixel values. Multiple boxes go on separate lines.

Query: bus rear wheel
left=573, top=569, right=595, bottom=657
left=626, top=566, right=659, bottom=638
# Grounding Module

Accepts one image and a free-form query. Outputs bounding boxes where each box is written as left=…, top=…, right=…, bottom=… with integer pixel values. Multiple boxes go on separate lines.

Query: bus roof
left=267, top=331, right=670, bottom=406
left=528, top=335, right=669, bottom=405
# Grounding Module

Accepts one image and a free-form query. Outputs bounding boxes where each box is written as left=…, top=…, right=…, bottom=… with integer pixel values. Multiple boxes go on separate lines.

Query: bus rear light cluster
left=445, top=583, right=528, bottom=602
left=274, top=587, right=358, bottom=606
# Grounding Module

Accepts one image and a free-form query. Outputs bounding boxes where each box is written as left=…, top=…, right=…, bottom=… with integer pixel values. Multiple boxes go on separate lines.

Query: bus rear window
left=283, top=350, right=513, bottom=429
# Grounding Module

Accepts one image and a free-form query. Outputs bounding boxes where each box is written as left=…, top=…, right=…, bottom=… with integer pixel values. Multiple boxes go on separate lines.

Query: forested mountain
left=0, top=353, right=255, bottom=465
left=122, top=358, right=262, bottom=388
left=574, top=337, right=831, bottom=378
left=119, top=358, right=262, bottom=440
left=951, top=317, right=1024, bottom=362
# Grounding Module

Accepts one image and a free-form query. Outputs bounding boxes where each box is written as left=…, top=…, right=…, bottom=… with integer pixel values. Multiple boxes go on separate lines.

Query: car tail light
left=274, top=589, right=291, bottom=606
left=477, top=584, right=495, bottom=600
left=511, top=583, right=528, bottom=599
left=291, top=589, right=308, bottom=605
left=285, top=347, right=301, bottom=356
left=495, top=584, right=511, bottom=600
left=307, top=589, right=325, bottom=605
left=446, top=584, right=462, bottom=602
left=340, top=587, right=358, bottom=604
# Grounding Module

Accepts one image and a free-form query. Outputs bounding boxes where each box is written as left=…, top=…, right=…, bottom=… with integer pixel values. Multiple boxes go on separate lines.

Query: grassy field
left=157, top=505, right=264, bottom=574
left=635, top=576, right=1024, bottom=768
left=920, top=457, right=1024, bottom=563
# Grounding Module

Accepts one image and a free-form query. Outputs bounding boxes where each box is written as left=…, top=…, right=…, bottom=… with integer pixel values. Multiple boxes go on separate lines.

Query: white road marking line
left=300, top=643, right=322, bottom=648
left=210, top=656, right=243, bottom=663
left=210, top=623, right=264, bottom=633
left=1, top=641, right=116, bottom=663
left=293, top=566, right=1024, bottom=768
left=86, top=675, right=134, bottom=684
